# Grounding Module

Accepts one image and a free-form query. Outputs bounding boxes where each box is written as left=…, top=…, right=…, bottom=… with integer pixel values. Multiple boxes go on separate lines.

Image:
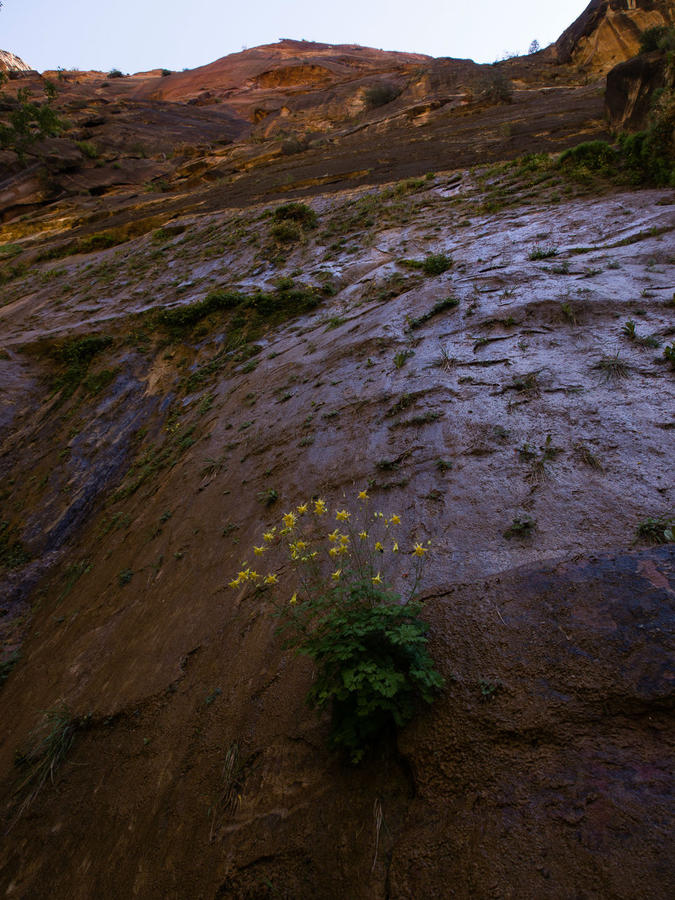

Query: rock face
left=0, top=49, right=31, bottom=72
left=554, top=0, right=675, bottom=72
left=606, top=50, right=670, bottom=127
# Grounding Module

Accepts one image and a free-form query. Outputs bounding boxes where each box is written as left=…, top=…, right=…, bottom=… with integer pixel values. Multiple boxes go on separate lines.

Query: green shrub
left=270, top=221, right=301, bottom=243
left=639, top=26, right=675, bottom=54
left=76, top=140, right=98, bottom=159
left=271, top=202, right=317, bottom=229
left=559, top=141, right=618, bottom=173
left=422, top=253, right=453, bottom=276
left=364, top=82, right=401, bottom=108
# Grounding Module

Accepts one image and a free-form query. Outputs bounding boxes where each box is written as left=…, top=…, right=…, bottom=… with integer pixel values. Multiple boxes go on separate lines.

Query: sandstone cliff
left=554, top=0, right=675, bottom=72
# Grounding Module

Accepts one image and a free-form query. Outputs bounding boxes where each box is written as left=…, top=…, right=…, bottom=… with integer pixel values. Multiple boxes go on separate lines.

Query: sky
left=1, top=0, right=590, bottom=73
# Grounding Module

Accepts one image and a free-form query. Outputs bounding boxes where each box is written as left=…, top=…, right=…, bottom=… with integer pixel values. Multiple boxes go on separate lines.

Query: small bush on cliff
left=364, top=82, right=401, bottom=109
left=639, top=26, right=675, bottom=55
left=0, top=84, right=62, bottom=162
left=228, top=494, right=443, bottom=763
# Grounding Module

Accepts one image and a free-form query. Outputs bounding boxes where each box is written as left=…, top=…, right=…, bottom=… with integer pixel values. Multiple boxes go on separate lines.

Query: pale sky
left=1, top=0, right=590, bottom=73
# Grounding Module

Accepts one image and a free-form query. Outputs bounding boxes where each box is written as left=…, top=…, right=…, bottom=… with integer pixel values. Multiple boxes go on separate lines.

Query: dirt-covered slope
left=0, top=156, right=673, bottom=897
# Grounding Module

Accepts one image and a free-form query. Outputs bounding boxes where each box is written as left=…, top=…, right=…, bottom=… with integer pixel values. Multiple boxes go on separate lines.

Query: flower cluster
left=227, top=491, right=430, bottom=602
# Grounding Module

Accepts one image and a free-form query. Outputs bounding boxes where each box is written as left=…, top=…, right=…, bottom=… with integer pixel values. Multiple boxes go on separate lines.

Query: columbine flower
left=359, top=530, right=368, bottom=540
left=331, top=569, right=342, bottom=580
left=264, top=574, right=278, bottom=585
left=228, top=577, right=241, bottom=588
left=297, top=503, right=308, bottom=515
left=374, top=541, right=384, bottom=553
left=358, top=490, right=369, bottom=501
left=295, top=539, right=308, bottom=550
left=314, top=499, right=327, bottom=515
left=328, top=529, right=340, bottom=543
left=283, top=512, right=297, bottom=528
left=263, top=531, right=276, bottom=543
left=389, top=514, right=401, bottom=525
left=372, top=572, right=383, bottom=585
left=412, top=543, right=427, bottom=557
left=237, top=570, right=249, bottom=582
left=329, top=547, right=340, bottom=558
left=248, top=570, right=259, bottom=580
left=336, top=509, right=351, bottom=521
left=339, top=534, right=349, bottom=546
left=338, top=545, right=349, bottom=555
left=392, top=541, right=399, bottom=552
left=253, top=546, right=266, bottom=556
left=289, top=592, right=298, bottom=604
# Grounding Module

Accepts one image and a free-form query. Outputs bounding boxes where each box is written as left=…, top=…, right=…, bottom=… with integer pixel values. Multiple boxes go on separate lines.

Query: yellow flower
left=314, top=498, right=327, bottom=515
left=359, top=530, right=368, bottom=540
left=328, top=529, right=340, bottom=543
left=336, top=509, right=350, bottom=521
left=264, top=574, right=278, bottom=585
left=263, top=530, right=276, bottom=543
left=372, top=572, right=383, bottom=585
left=228, top=578, right=241, bottom=588
left=412, top=543, right=427, bottom=557
left=392, top=542, right=399, bottom=552
left=329, top=546, right=340, bottom=558
left=374, top=541, right=384, bottom=553
left=295, top=540, right=308, bottom=550
left=358, top=490, right=369, bottom=501
left=283, top=512, right=297, bottom=528
left=289, top=592, right=298, bottom=604
left=339, top=534, right=350, bottom=546
left=331, top=569, right=342, bottom=580
left=253, top=546, right=266, bottom=556
left=297, top=503, right=308, bottom=515
left=389, top=514, right=401, bottom=525
left=237, top=570, right=249, bottom=582
left=338, top=545, right=349, bottom=555
left=248, top=570, right=259, bottom=580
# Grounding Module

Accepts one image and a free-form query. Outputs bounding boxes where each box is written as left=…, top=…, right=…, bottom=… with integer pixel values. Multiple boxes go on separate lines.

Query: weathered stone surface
left=606, top=50, right=669, bottom=127
left=554, top=0, right=675, bottom=73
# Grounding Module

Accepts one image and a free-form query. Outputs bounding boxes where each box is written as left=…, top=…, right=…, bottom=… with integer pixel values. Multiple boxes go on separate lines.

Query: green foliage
left=271, top=202, right=317, bottom=229
left=156, top=279, right=324, bottom=336
left=0, top=85, right=62, bottom=161
left=422, top=253, right=453, bottom=276
left=400, top=253, right=452, bottom=276
left=478, top=69, right=513, bottom=104
left=49, top=334, right=113, bottom=399
left=664, top=343, right=675, bottom=369
left=558, top=86, right=675, bottom=186
left=559, top=141, right=617, bottom=173
left=636, top=516, right=674, bottom=544
left=76, top=139, right=99, bottom=159
left=292, top=583, right=443, bottom=763
left=407, top=296, right=459, bottom=330
left=108, top=68, right=124, bottom=78
left=528, top=244, right=558, bottom=260
left=639, top=26, right=675, bottom=54
left=364, top=82, right=401, bottom=108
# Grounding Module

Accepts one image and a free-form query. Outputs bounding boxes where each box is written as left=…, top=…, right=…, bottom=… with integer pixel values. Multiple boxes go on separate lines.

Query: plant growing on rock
left=228, top=494, right=443, bottom=763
